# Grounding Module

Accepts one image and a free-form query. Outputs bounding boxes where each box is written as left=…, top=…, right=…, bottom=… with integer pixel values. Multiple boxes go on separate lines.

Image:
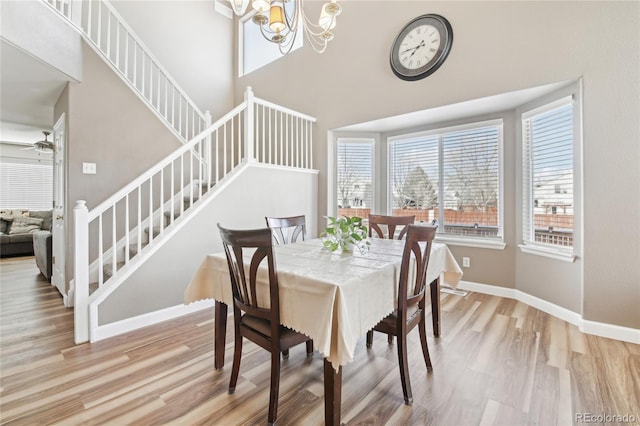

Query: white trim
left=521, top=95, right=573, bottom=120
left=457, top=280, right=640, bottom=344
left=436, top=236, right=506, bottom=250
left=91, top=299, right=215, bottom=342
left=581, top=320, right=640, bottom=345
left=251, top=161, right=319, bottom=175
left=518, top=244, right=576, bottom=262
left=214, top=0, right=233, bottom=19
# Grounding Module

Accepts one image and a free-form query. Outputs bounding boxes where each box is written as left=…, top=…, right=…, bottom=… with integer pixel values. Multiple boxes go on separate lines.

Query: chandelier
left=227, top=0, right=342, bottom=54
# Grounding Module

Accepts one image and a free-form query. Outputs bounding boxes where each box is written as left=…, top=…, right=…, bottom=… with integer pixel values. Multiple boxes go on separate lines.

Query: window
left=522, top=97, right=574, bottom=252
left=389, top=120, right=502, bottom=243
left=239, top=10, right=302, bottom=76
left=0, top=158, right=53, bottom=210
left=336, top=140, right=374, bottom=215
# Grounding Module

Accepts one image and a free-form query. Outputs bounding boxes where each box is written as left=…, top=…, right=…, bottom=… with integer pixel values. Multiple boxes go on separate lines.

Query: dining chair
left=368, top=214, right=415, bottom=240
left=367, top=214, right=415, bottom=346
left=367, top=224, right=437, bottom=405
left=265, top=215, right=306, bottom=245
left=217, top=224, right=313, bottom=426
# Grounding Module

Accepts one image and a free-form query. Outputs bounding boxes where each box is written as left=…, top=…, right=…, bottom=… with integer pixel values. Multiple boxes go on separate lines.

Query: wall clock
left=390, top=14, right=453, bottom=81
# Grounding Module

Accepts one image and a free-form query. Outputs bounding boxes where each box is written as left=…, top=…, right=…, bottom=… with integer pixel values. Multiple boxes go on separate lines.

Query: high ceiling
left=0, top=40, right=68, bottom=145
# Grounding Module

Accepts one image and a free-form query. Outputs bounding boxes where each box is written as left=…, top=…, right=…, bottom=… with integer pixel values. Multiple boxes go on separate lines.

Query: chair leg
left=306, top=340, right=314, bottom=357
left=229, top=333, right=243, bottom=394
left=396, top=333, right=413, bottom=405
left=366, top=330, right=373, bottom=348
left=268, top=349, right=281, bottom=426
left=419, top=314, right=433, bottom=372
left=282, top=349, right=289, bottom=360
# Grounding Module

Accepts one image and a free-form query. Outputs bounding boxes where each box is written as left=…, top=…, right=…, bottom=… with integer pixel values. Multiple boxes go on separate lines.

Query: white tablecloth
left=184, top=238, right=462, bottom=370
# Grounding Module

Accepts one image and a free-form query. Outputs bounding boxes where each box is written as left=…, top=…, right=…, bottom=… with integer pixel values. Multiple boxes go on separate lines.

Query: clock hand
left=408, top=41, right=425, bottom=58
left=400, top=40, right=426, bottom=54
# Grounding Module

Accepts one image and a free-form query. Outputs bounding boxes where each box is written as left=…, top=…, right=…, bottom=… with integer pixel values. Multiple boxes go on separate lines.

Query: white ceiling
left=0, top=40, right=68, bottom=144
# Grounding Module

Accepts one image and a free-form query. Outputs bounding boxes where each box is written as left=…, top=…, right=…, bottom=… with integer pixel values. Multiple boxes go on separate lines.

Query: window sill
left=435, top=236, right=506, bottom=250
left=518, top=244, right=576, bottom=262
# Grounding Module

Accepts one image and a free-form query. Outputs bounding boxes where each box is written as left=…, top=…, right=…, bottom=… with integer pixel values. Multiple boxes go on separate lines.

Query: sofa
left=0, top=209, right=53, bottom=257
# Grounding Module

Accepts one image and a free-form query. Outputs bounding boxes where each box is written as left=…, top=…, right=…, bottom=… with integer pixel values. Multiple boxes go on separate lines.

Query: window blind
left=522, top=99, right=574, bottom=248
left=389, top=121, right=502, bottom=239
left=336, top=141, right=373, bottom=209
left=389, top=136, right=439, bottom=210
left=0, top=159, right=53, bottom=210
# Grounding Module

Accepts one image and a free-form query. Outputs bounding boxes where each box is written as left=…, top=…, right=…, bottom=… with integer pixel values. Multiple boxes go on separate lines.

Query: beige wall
left=110, top=0, right=235, bottom=120
left=56, top=41, right=185, bottom=288
left=236, top=1, right=640, bottom=329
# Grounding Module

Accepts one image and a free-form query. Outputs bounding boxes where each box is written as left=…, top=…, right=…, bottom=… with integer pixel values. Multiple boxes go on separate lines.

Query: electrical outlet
left=462, top=257, right=470, bottom=268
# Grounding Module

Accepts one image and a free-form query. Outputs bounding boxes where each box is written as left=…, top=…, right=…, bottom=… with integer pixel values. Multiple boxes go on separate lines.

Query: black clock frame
left=390, top=14, right=454, bottom=81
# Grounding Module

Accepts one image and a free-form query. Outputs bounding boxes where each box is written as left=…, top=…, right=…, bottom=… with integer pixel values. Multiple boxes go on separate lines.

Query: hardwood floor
left=1, top=256, right=638, bottom=425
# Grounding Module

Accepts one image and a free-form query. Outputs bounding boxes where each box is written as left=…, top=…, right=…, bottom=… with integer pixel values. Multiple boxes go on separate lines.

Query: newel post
left=74, top=200, right=90, bottom=344
left=244, top=86, right=255, bottom=162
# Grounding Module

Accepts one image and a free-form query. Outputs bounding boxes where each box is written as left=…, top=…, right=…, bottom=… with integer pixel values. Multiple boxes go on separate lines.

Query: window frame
left=238, top=9, right=303, bottom=77
left=387, top=119, right=505, bottom=249
left=519, top=93, right=581, bottom=262
left=334, top=137, right=375, bottom=213
left=0, top=156, right=53, bottom=210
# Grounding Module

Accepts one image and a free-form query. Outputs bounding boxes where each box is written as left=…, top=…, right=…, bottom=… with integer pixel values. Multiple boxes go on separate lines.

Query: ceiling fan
left=22, top=131, right=54, bottom=153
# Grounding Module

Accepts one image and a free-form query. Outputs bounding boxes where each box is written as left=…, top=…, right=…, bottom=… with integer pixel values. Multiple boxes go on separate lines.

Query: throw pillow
left=29, top=210, right=53, bottom=232
left=8, top=216, right=44, bottom=235
left=0, top=219, right=10, bottom=234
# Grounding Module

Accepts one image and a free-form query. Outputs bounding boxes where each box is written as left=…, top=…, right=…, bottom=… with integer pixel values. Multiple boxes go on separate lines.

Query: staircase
left=41, top=0, right=317, bottom=344
left=43, top=0, right=209, bottom=143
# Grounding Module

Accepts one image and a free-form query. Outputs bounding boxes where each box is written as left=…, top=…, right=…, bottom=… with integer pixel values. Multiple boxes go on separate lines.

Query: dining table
left=184, top=237, right=463, bottom=425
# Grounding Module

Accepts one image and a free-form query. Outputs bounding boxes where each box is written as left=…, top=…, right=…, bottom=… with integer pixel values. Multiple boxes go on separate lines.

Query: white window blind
left=389, top=121, right=502, bottom=240
left=522, top=98, right=574, bottom=249
left=0, top=159, right=53, bottom=210
left=336, top=141, right=373, bottom=209
left=389, top=135, right=439, bottom=210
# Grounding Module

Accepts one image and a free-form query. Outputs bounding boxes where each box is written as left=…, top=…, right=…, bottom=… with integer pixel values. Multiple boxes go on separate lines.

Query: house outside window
left=388, top=120, right=503, bottom=243
left=521, top=97, right=575, bottom=252
left=336, top=140, right=374, bottom=218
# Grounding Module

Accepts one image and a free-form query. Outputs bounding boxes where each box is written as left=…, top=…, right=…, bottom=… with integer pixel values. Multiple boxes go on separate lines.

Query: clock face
left=390, top=14, right=453, bottom=81
left=398, top=24, right=441, bottom=70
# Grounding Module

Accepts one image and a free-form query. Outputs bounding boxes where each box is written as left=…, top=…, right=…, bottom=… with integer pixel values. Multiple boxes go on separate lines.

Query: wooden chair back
left=368, top=214, right=415, bottom=240
left=217, top=225, right=280, bottom=324
left=397, top=224, right=437, bottom=316
left=265, top=215, right=306, bottom=245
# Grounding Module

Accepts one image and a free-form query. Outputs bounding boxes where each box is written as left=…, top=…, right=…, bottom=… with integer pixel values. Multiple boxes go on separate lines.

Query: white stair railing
left=73, top=88, right=316, bottom=343
left=43, top=0, right=207, bottom=143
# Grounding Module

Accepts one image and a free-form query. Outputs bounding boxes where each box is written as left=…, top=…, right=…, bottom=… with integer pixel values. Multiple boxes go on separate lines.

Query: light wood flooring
left=1, top=256, right=638, bottom=425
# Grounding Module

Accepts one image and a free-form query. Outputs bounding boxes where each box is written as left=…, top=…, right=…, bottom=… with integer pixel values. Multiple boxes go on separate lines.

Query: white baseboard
left=90, top=282, right=638, bottom=345
left=457, top=280, right=640, bottom=345
left=90, top=299, right=215, bottom=342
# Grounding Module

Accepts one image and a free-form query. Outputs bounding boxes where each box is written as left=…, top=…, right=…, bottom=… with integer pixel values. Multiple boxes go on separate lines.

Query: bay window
left=388, top=120, right=503, bottom=244
left=521, top=97, right=575, bottom=256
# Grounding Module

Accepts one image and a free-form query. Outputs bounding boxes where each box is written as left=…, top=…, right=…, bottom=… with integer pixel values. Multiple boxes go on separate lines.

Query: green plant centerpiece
left=321, top=216, right=370, bottom=253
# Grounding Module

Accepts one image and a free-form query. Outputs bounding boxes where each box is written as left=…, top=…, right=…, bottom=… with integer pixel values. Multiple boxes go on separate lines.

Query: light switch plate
left=83, top=162, right=96, bottom=174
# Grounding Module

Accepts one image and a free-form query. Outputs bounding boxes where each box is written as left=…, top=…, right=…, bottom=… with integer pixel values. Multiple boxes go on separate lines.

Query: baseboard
left=457, top=280, right=640, bottom=345
left=90, top=299, right=215, bottom=342
left=89, top=282, right=638, bottom=345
